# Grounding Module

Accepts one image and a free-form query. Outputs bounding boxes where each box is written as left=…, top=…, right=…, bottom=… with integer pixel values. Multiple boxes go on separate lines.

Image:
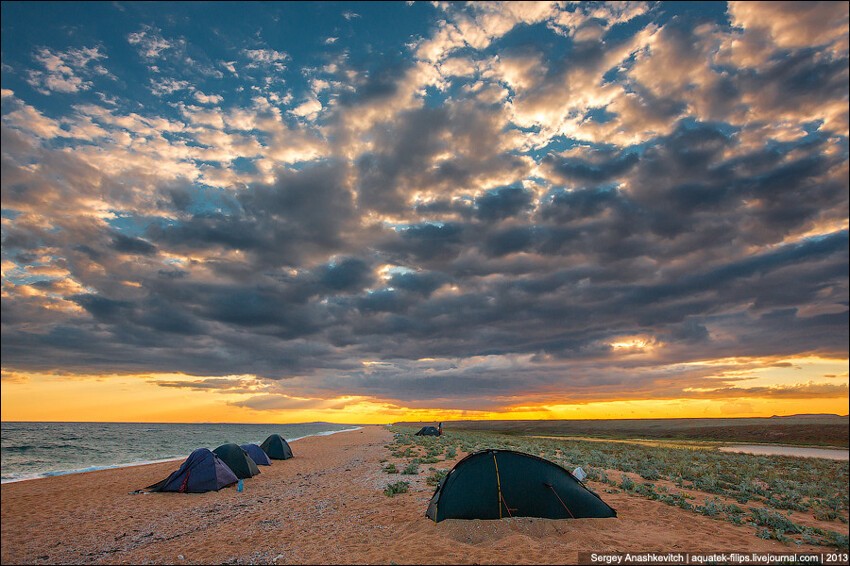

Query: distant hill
left=770, top=414, right=845, bottom=419
left=395, top=415, right=850, bottom=448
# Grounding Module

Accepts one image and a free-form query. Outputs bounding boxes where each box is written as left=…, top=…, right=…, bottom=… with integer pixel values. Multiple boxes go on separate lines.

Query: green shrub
left=634, top=482, right=659, bottom=499
left=749, top=507, right=802, bottom=534
left=696, top=498, right=721, bottom=517
left=402, top=462, right=419, bottom=475
left=383, top=481, right=409, bottom=497
left=813, top=507, right=840, bottom=521
left=639, top=468, right=661, bottom=481
left=723, top=503, right=744, bottom=515
left=586, top=468, right=609, bottom=484
left=383, top=463, right=398, bottom=474
left=827, top=531, right=849, bottom=550
left=426, top=469, right=449, bottom=486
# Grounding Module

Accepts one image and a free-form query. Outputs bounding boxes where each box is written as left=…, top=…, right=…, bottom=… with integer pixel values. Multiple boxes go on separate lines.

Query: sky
left=1, top=1, right=848, bottom=424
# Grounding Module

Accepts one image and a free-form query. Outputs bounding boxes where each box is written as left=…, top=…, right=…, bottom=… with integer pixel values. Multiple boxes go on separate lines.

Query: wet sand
left=0, top=425, right=832, bottom=564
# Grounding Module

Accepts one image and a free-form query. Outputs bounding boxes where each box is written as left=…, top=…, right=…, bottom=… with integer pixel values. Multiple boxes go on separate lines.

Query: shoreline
left=526, top=435, right=850, bottom=456
left=716, top=443, right=849, bottom=460
left=1, top=425, right=363, bottom=485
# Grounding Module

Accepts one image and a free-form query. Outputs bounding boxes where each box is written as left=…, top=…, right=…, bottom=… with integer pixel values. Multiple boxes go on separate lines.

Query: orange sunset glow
left=3, top=353, right=846, bottom=423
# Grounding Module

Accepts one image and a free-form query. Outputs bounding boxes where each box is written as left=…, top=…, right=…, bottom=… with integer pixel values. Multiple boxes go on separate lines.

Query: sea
left=717, top=444, right=849, bottom=460
left=0, top=421, right=361, bottom=484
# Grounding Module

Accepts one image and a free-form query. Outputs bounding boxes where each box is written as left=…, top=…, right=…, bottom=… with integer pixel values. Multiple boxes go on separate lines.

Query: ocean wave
left=1, top=457, right=184, bottom=484
left=2, top=445, right=38, bottom=453
left=1, top=426, right=363, bottom=484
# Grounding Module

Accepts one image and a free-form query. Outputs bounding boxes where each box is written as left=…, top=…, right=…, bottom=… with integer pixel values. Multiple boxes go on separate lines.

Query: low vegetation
left=401, top=462, right=419, bottom=475
left=381, top=425, right=849, bottom=549
left=383, top=481, right=410, bottom=497
left=426, top=468, right=449, bottom=486
left=395, top=416, right=850, bottom=448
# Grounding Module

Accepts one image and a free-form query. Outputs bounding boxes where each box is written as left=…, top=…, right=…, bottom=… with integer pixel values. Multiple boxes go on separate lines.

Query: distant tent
left=260, top=434, right=293, bottom=460
left=415, top=426, right=441, bottom=436
left=213, top=443, right=261, bottom=479
left=144, top=448, right=238, bottom=493
left=426, top=449, right=617, bottom=522
left=241, top=443, right=272, bottom=466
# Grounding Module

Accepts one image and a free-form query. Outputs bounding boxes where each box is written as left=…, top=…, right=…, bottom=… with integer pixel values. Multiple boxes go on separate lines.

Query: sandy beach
left=0, top=426, right=836, bottom=565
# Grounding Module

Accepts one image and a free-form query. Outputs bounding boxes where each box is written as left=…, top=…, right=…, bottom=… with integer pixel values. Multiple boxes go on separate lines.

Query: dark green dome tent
left=260, top=434, right=293, bottom=460
left=415, top=426, right=441, bottom=436
left=213, top=443, right=261, bottom=479
left=426, top=449, right=616, bottom=522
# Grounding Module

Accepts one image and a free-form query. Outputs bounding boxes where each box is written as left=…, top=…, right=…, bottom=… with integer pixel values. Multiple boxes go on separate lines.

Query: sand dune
left=0, top=426, right=832, bottom=564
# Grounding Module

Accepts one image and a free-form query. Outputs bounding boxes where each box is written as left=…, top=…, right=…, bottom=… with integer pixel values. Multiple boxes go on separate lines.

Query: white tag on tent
left=572, top=466, right=587, bottom=482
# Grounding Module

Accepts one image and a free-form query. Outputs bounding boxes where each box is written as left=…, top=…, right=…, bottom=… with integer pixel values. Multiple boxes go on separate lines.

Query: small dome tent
left=144, top=448, right=238, bottom=493
left=415, top=426, right=441, bottom=436
left=240, top=443, right=272, bottom=466
left=260, top=434, right=293, bottom=460
left=426, top=449, right=616, bottom=522
left=213, top=443, right=261, bottom=479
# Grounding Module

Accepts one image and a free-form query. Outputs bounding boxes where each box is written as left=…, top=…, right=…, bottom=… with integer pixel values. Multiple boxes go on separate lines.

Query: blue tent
left=147, top=448, right=238, bottom=493
left=241, top=443, right=272, bottom=466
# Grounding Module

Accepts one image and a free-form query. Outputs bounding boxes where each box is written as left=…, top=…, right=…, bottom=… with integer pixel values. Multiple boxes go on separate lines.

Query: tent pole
left=493, top=453, right=503, bottom=519
left=547, top=484, right=575, bottom=519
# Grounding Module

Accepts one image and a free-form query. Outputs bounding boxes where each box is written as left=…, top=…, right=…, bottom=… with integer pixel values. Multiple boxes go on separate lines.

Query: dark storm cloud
left=624, top=231, right=848, bottom=309
left=483, top=226, right=538, bottom=256
left=387, top=271, right=446, bottom=296
left=543, top=150, right=639, bottom=184
left=381, top=222, right=466, bottom=262
left=318, top=258, right=373, bottom=291
left=148, top=213, right=270, bottom=253
left=208, top=290, right=320, bottom=334
left=739, top=47, right=849, bottom=125
left=154, top=377, right=259, bottom=391
left=111, top=233, right=157, bottom=256
left=336, top=57, right=406, bottom=107
left=545, top=184, right=618, bottom=213
left=353, top=101, right=529, bottom=213
left=474, top=185, right=534, bottom=221
left=148, top=160, right=356, bottom=267
left=355, top=106, right=451, bottom=212
left=72, top=294, right=134, bottom=322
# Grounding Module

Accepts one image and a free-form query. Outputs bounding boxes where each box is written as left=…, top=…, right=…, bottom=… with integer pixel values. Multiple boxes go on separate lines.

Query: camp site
left=2, top=1, right=848, bottom=564
left=3, top=420, right=848, bottom=564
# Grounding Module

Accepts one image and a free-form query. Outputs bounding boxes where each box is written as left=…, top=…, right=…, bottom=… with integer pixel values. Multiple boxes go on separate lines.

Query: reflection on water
left=718, top=444, right=848, bottom=460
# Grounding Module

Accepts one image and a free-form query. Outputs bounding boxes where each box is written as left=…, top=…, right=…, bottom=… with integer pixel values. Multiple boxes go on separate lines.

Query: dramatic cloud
left=2, top=2, right=847, bottom=416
